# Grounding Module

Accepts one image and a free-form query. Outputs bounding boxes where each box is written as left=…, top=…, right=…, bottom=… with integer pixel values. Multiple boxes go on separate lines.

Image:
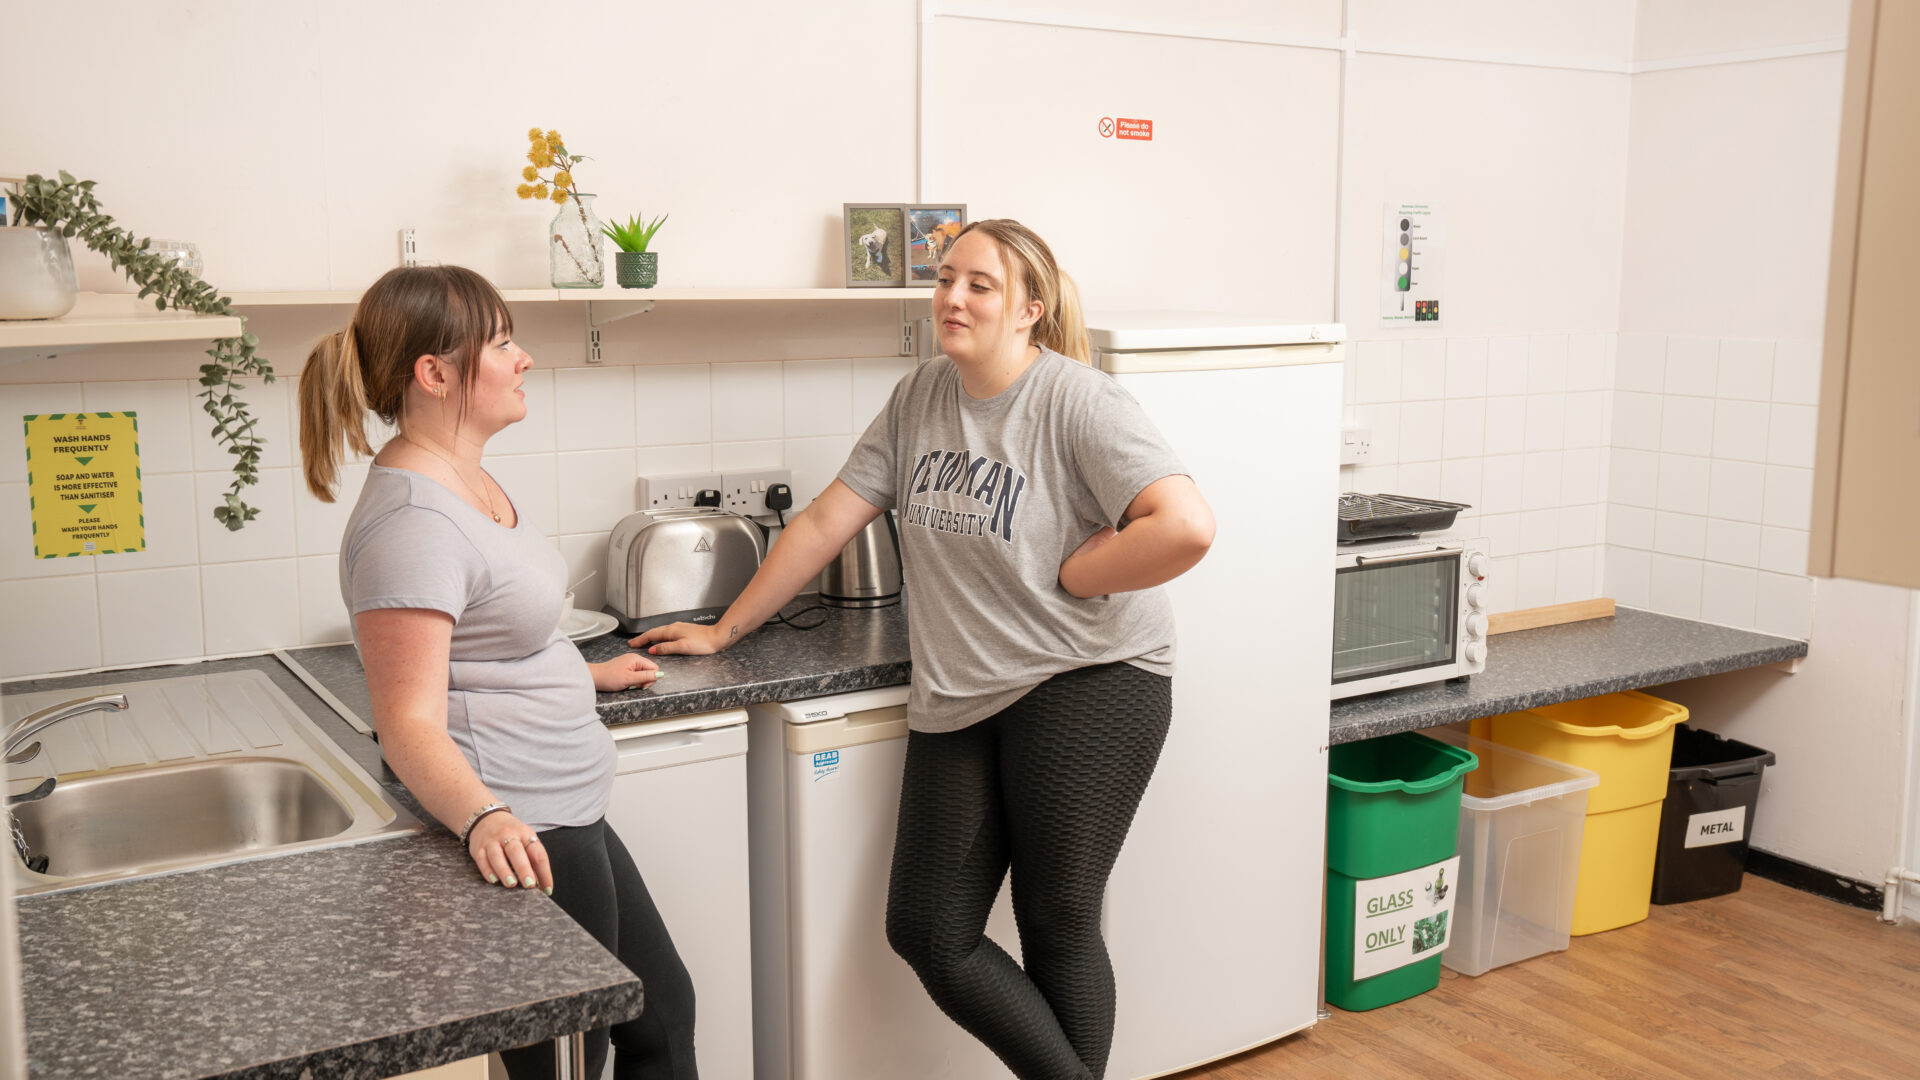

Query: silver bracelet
left=458, top=801, right=511, bottom=846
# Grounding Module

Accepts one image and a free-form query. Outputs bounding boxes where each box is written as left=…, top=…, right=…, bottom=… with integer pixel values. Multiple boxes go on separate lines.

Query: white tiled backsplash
left=0, top=358, right=914, bottom=678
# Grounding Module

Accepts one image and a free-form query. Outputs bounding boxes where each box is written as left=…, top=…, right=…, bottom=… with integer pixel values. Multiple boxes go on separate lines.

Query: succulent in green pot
left=602, top=213, right=667, bottom=289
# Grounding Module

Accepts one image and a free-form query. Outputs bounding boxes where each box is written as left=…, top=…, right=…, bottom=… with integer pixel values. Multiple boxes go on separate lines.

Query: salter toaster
left=605, top=507, right=767, bottom=633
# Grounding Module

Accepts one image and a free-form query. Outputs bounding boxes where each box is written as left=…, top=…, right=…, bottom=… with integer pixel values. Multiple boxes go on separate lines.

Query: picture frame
left=905, top=204, right=967, bottom=283
left=843, top=204, right=907, bottom=287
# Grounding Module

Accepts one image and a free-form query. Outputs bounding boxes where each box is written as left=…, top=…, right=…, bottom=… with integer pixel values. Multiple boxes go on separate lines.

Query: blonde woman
left=298, top=266, right=695, bottom=1080
left=637, top=220, right=1214, bottom=1080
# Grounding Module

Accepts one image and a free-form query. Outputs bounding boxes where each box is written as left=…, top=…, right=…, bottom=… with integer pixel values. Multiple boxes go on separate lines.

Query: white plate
left=561, top=609, right=619, bottom=643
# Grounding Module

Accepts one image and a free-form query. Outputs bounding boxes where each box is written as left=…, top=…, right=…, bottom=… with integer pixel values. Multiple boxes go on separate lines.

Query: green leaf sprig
left=602, top=212, right=668, bottom=254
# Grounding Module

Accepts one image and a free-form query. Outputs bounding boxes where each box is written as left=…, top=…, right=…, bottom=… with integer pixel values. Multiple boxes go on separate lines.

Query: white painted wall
left=1633, top=1, right=1850, bottom=63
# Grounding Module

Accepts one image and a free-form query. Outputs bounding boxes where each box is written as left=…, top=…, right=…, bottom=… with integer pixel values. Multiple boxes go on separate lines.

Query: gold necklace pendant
left=404, top=435, right=502, bottom=523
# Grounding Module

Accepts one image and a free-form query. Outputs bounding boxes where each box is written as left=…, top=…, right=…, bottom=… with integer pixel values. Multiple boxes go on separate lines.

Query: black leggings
left=498, top=818, right=698, bottom=1080
left=885, top=662, right=1174, bottom=1080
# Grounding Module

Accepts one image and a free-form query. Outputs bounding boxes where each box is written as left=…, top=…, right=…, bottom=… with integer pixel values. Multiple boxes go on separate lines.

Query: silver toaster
left=605, top=507, right=767, bottom=633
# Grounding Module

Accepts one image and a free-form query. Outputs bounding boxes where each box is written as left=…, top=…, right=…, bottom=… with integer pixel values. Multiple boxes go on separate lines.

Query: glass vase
left=549, top=193, right=605, bottom=289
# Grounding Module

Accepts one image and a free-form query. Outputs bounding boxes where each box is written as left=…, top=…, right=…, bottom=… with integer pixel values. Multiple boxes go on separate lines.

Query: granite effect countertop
left=3, top=655, right=643, bottom=1080
left=1329, top=606, right=1809, bottom=744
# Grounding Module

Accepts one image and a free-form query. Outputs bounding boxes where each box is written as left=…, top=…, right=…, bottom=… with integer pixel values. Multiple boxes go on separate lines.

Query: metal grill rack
left=1337, top=492, right=1470, bottom=542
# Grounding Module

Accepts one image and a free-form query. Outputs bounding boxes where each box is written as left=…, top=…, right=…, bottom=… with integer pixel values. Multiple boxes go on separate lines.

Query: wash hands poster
left=24, top=412, right=145, bottom=558
left=1381, top=202, right=1445, bottom=329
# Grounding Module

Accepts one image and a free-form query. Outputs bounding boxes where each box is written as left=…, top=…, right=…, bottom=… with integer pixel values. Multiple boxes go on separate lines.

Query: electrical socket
left=720, top=468, right=793, bottom=519
left=1340, top=424, right=1372, bottom=465
left=637, top=472, right=723, bottom=512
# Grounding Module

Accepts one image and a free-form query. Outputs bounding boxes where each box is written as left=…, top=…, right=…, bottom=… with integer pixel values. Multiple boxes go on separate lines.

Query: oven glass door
left=1332, top=552, right=1460, bottom=685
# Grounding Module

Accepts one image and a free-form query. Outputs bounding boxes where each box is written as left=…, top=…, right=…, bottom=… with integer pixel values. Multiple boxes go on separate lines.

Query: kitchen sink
left=5, top=669, right=421, bottom=896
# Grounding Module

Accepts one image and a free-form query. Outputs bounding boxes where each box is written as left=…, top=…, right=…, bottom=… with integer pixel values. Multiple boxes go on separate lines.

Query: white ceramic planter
left=0, top=226, right=79, bottom=320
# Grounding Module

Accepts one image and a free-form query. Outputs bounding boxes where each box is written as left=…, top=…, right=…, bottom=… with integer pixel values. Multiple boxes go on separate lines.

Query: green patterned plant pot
left=616, top=251, right=657, bottom=289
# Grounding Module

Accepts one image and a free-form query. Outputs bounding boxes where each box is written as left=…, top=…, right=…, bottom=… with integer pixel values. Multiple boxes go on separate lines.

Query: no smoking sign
left=1098, top=116, right=1152, bottom=141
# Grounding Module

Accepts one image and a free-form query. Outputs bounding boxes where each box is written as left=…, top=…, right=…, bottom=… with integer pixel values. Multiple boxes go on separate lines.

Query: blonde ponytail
left=298, top=328, right=372, bottom=502
left=958, top=219, right=1092, bottom=365
left=1046, top=269, right=1091, bottom=365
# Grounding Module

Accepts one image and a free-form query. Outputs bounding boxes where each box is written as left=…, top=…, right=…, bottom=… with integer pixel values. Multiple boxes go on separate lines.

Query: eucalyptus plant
left=11, top=171, right=270, bottom=530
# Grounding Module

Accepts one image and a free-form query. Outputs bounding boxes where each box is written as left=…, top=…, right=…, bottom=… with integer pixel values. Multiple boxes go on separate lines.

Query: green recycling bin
left=1325, top=731, right=1478, bottom=1011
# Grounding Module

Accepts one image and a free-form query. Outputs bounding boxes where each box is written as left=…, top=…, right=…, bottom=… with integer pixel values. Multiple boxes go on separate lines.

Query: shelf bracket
left=587, top=298, right=655, bottom=329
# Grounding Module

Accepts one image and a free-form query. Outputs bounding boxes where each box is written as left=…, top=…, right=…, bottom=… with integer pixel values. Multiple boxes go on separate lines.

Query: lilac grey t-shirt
left=339, top=466, right=614, bottom=831
left=837, top=347, right=1186, bottom=733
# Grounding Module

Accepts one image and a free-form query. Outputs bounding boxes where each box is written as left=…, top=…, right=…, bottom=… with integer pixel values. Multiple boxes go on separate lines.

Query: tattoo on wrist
left=728, top=625, right=739, bottom=640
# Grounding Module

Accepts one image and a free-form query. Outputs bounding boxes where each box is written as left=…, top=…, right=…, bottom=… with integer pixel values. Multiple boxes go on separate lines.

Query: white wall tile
left=1566, top=334, right=1608, bottom=391
left=712, top=440, right=784, bottom=471
left=1442, top=398, right=1486, bottom=459
left=1716, top=339, right=1774, bottom=401
left=1525, top=394, right=1566, bottom=452
left=1522, top=452, right=1562, bottom=510
left=1444, top=338, right=1488, bottom=398
left=1355, top=340, right=1403, bottom=403
left=634, top=443, right=711, bottom=476
left=1615, top=335, right=1666, bottom=394
left=1343, top=355, right=1358, bottom=405
left=1480, top=513, right=1520, bottom=559
left=1487, top=337, right=1530, bottom=395
left=1400, top=339, right=1447, bottom=400
left=99, top=566, right=204, bottom=666
left=82, top=380, right=198, bottom=474
left=1663, top=336, right=1719, bottom=397
left=488, top=369, right=556, bottom=455
left=1607, top=504, right=1655, bottom=549
left=0, top=481, right=94, bottom=580
left=1605, top=546, right=1652, bottom=607
left=1755, top=572, right=1814, bottom=638
left=101, top=471, right=199, bottom=573
left=1762, top=465, right=1814, bottom=530
left=556, top=449, right=639, bottom=535
left=1439, top=459, right=1482, bottom=508
left=1483, top=397, right=1527, bottom=456
left=1711, top=400, right=1770, bottom=462
left=554, top=367, right=637, bottom=451
left=1561, top=448, right=1605, bottom=506
left=1396, top=461, right=1441, bottom=498
left=1767, top=404, right=1817, bottom=467
left=487, top=454, right=560, bottom=537
left=1520, top=509, right=1560, bottom=553
left=1707, top=460, right=1766, bottom=523
left=1653, top=511, right=1707, bottom=558
left=556, top=532, right=613, bottom=614
left=1563, top=391, right=1607, bottom=449
left=1355, top=403, right=1402, bottom=463
left=1609, top=449, right=1660, bottom=508
left=1527, top=335, right=1569, bottom=394
left=1612, top=392, right=1662, bottom=451
left=1482, top=455, right=1523, bottom=514
left=0, top=383, right=85, bottom=483
left=1649, top=554, right=1704, bottom=618
left=1348, top=463, right=1398, bottom=493
left=783, top=358, right=853, bottom=438
left=635, top=364, right=713, bottom=447
left=296, top=554, right=352, bottom=646
left=1399, top=401, right=1445, bottom=462
left=195, top=468, right=297, bottom=563
left=1759, top=527, right=1810, bottom=576
left=0, top=574, right=99, bottom=677
left=1559, top=504, right=1601, bottom=548
left=1700, top=563, right=1758, bottom=629
left=785, top=435, right=855, bottom=508
left=1771, top=340, right=1822, bottom=405
left=711, top=361, right=785, bottom=443
left=201, top=559, right=300, bottom=654
left=851, top=357, right=915, bottom=431
left=1656, top=454, right=1710, bottom=513
left=1556, top=545, right=1599, bottom=602
left=293, top=462, right=367, bottom=555
left=192, top=376, right=292, bottom=471
left=1515, top=551, right=1558, bottom=608
left=1485, top=555, right=1519, bottom=613
left=1660, top=396, right=1715, bottom=456
left=1704, top=519, right=1761, bottom=567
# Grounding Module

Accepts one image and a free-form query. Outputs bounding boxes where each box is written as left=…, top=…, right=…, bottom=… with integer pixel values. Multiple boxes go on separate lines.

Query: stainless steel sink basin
left=5, top=670, right=421, bottom=896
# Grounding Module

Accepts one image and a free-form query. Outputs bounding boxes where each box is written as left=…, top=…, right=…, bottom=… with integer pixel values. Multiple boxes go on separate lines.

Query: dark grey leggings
left=498, top=818, right=698, bottom=1080
left=885, top=662, right=1174, bottom=1080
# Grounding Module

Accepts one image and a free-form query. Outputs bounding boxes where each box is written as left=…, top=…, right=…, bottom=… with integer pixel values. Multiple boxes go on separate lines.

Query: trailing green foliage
left=601, top=212, right=668, bottom=254
left=12, top=171, right=271, bottom=530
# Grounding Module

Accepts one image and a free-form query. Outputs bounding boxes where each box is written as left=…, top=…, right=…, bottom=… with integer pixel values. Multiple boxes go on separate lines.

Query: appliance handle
left=1352, top=546, right=1454, bottom=566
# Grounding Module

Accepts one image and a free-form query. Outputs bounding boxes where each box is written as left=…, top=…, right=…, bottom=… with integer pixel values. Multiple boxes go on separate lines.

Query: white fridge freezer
left=1090, top=315, right=1343, bottom=1077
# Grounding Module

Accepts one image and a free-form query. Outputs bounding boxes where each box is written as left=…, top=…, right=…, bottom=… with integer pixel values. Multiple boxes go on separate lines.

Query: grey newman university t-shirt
left=837, top=347, right=1187, bottom=733
left=339, top=466, right=615, bottom=831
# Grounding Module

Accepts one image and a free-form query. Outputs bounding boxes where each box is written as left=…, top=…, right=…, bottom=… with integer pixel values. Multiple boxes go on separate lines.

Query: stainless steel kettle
left=819, top=510, right=902, bottom=608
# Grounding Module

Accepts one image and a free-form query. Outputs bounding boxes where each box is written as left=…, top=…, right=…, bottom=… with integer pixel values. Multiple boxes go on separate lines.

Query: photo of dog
left=907, top=205, right=966, bottom=283
left=843, top=205, right=906, bottom=286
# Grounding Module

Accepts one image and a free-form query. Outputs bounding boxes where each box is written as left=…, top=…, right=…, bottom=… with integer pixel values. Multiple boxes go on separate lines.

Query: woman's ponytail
left=298, top=327, right=371, bottom=502
left=1047, top=269, right=1091, bottom=366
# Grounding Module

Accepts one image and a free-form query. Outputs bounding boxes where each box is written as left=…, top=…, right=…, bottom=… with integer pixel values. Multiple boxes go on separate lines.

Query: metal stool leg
left=552, top=1032, right=587, bottom=1080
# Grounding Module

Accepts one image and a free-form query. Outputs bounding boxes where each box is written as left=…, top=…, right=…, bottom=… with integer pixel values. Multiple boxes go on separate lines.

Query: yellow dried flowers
left=516, top=127, right=586, bottom=206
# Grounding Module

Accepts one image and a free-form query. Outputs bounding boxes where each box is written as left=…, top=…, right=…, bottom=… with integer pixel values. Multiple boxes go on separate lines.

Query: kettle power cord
left=759, top=483, right=828, bottom=628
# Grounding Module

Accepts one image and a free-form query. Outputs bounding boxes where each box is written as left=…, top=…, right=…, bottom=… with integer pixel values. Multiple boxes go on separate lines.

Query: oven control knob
left=1465, top=641, right=1486, bottom=665
left=1465, top=583, right=1485, bottom=610
left=1466, top=612, right=1488, bottom=639
left=1466, top=552, right=1489, bottom=579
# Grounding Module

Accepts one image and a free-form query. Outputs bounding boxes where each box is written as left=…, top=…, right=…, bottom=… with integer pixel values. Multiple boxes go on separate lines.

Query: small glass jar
left=148, top=239, right=203, bottom=278
left=549, top=194, right=604, bottom=289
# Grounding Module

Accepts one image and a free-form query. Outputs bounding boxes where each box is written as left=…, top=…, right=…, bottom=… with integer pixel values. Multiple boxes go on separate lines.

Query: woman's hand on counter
left=629, top=622, right=731, bottom=656
left=591, top=654, right=661, bottom=692
left=468, top=811, right=553, bottom=894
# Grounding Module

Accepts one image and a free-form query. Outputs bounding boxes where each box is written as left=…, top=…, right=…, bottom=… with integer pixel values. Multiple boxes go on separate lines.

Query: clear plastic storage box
left=1427, top=728, right=1600, bottom=977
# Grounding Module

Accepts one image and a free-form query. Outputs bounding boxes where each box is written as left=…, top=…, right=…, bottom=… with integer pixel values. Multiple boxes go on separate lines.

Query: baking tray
left=1338, top=492, right=1471, bottom=541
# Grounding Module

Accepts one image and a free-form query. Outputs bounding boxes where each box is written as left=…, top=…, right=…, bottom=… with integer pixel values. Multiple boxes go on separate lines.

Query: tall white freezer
left=1089, top=315, right=1343, bottom=1077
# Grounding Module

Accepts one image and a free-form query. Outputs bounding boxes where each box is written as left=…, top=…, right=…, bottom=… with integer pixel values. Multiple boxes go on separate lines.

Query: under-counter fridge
left=1088, top=314, right=1343, bottom=1077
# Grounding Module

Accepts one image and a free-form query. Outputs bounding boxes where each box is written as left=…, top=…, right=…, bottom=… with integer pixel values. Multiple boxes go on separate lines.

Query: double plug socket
left=638, top=468, right=793, bottom=521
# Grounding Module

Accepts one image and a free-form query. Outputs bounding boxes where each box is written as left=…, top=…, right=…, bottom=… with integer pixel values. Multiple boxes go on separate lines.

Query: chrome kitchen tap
left=5, top=692, right=129, bottom=768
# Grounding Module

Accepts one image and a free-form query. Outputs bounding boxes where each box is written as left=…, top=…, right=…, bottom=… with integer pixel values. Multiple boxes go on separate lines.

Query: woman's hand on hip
left=629, top=621, right=731, bottom=656
left=590, top=654, right=660, bottom=692
left=468, top=811, right=553, bottom=894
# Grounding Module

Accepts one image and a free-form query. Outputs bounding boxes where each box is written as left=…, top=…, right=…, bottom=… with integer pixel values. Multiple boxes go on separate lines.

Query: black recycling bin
left=1651, top=723, right=1776, bottom=905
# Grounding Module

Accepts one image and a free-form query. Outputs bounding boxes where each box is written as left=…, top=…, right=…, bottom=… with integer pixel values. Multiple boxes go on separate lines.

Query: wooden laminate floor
left=1170, top=877, right=1920, bottom=1080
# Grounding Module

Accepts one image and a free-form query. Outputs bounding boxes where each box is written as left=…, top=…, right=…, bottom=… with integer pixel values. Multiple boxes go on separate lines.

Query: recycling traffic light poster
left=1381, top=202, right=1445, bottom=329
left=1350, top=854, right=1461, bottom=979
left=23, top=412, right=146, bottom=558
